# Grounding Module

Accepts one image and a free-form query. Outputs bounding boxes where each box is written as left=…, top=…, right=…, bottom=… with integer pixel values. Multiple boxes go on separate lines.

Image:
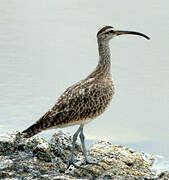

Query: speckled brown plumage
left=22, top=66, right=114, bottom=138
left=22, top=26, right=117, bottom=138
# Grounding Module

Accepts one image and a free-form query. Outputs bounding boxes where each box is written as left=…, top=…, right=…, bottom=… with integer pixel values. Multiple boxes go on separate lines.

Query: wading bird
left=22, top=26, right=150, bottom=167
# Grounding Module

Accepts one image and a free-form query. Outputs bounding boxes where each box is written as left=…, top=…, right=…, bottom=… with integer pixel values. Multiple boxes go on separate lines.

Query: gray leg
left=79, top=125, right=98, bottom=165
left=68, top=126, right=81, bottom=167
left=68, top=125, right=98, bottom=168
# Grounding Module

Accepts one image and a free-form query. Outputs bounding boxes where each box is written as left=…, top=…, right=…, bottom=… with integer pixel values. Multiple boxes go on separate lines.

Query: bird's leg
left=79, top=125, right=98, bottom=165
left=68, top=126, right=81, bottom=168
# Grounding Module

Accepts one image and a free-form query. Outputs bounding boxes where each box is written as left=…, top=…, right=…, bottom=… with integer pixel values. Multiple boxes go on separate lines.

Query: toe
left=84, top=158, right=101, bottom=166
left=67, top=159, right=80, bottom=169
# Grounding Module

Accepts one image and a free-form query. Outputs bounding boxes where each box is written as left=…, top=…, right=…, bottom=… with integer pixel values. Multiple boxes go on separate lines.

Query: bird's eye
left=109, top=30, right=115, bottom=33
left=105, top=30, right=115, bottom=35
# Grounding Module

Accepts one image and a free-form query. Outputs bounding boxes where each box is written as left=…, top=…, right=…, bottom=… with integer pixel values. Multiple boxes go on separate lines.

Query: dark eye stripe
left=109, top=30, right=114, bottom=33
left=105, top=30, right=114, bottom=34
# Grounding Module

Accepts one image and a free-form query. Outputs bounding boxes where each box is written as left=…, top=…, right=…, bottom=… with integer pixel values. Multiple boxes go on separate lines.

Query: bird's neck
left=86, top=39, right=112, bottom=80
left=98, top=39, right=111, bottom=65
left=96, top=39, right=111, bottom=78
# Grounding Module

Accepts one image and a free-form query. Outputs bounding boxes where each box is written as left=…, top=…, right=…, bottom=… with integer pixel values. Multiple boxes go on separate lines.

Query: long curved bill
left=116, top=30, right=150, bottom=40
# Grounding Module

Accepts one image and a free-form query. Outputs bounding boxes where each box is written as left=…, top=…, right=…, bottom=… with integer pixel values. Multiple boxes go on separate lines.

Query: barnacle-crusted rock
left=158, top=171, right=169, bottom=180
left=0, top=131, right=168, bottom=179
left=70, top=141, right=155, bottom=179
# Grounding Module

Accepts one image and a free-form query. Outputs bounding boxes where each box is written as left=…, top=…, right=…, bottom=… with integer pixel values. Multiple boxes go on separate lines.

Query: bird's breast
left=79, top=79, right=115, bottom=120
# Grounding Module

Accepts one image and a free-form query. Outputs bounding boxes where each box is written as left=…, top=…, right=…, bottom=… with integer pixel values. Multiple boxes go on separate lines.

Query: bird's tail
left=22, top=114, right=50, bottom=138
left=22, top=122, right=43, bottom=138
left=22, top=110, right=64, bottom=138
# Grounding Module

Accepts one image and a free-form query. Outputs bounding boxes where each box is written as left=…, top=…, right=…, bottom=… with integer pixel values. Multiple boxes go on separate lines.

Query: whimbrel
left=22, top=26, right=150, bottom=167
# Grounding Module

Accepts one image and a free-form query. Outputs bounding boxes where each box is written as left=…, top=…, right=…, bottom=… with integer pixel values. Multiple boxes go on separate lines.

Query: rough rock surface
left=0, top=131, right=168, bottom=179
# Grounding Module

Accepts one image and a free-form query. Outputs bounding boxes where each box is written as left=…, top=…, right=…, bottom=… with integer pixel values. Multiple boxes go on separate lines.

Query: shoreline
left=0, top=131, right=168, bottom=179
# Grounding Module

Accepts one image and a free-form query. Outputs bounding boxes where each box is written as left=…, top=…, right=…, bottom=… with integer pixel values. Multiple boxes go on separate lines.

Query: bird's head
left=97, top=26, right=150, bottom=42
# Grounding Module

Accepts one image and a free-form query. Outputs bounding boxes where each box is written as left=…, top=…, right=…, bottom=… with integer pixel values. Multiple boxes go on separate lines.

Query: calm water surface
left=0, top=0, right=169, bottom=159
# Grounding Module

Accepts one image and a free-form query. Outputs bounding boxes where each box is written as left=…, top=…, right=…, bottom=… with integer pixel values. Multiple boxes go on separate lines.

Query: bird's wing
left=45, top=78, right=114, bottom=127
left=22, top=78, right=113, bottom=138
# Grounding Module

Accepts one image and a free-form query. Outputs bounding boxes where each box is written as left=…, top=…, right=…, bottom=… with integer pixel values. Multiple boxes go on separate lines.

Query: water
left=0, top=0, right=169, bottom=171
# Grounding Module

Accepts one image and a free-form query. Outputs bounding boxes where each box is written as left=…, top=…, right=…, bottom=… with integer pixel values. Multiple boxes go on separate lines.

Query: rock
left=158, top=171, right=169, bottom=180
left=0, top=131, right=168, bottom=179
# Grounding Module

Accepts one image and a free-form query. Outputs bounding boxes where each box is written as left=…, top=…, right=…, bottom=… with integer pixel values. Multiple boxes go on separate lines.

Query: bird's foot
left=83, top=157, right=100, bottom=166
left=67, top=158, right=99, bottom=169
left=67, top=159, right=81, bottom=169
